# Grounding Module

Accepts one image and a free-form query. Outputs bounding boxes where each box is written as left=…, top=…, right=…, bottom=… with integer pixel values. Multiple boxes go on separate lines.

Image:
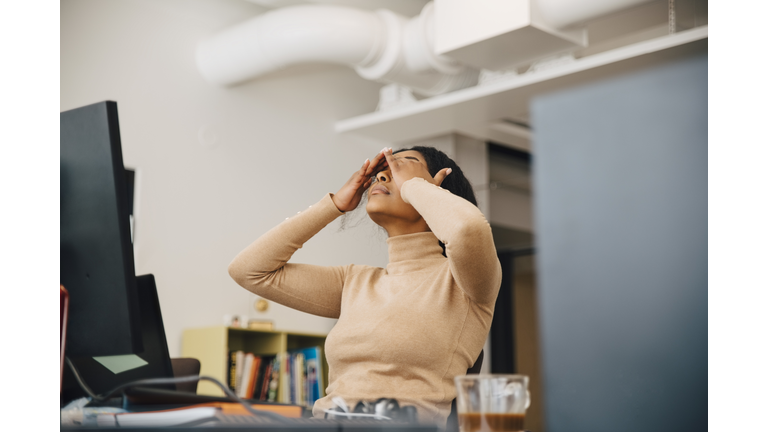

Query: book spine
left=316, top=346, right=325, bottom=398
left=267, top=355, right=279, bottom=402
left=296, top=353, right=303, bottom=406
left=306, top=358, right=317, bottom=406
left=303, top=354, right=308, bottom=407
left=296, top=354, right=301, bottom=406
left=287, top=354, right=294, bottom=404
left=238, top=353, right=253, bottom=398
left=227, top=351, right=237, bottom=392
left=253, top=356, right=265, bottom=401
left=234, top=350, right=244, bottom=396
left=247, top=356, right=260, bottom=399
left=300, top=346, right=322, bottom=404
left=280, top=353, right=289, bottom=404
left=259, top=359, right=272, bottom=400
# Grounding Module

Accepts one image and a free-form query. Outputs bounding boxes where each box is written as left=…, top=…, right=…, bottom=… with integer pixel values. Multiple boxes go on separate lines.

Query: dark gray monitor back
left=531, top=52, right=707, bottom=431
left=61, top=101, right=143, bottom=356
left=61, top=274, right=174, bottom=402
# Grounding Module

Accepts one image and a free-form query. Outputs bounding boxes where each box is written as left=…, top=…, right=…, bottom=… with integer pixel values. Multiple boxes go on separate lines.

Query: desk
left=62, top=418, right=439, bottom=432
left=61, top=385, right=440, bottom=431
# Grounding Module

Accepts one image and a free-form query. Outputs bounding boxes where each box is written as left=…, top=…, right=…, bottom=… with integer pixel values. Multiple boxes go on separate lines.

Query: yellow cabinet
left=182, top=326, right=327, bottom=398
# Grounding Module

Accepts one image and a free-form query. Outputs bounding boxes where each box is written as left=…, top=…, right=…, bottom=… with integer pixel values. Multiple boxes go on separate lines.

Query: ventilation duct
left=196, top=0, right=659, bottom=95
left=536, top=0, right=656, bottom=29
left=433, top=0, right=656, bottom=71
left=196, top=3, right=479, bottom=96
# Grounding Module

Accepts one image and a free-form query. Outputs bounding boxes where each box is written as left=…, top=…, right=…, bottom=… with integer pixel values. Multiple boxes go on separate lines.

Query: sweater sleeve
left=400, top=177, right=502, bottom=305
left=228, top=193, right=348, bottom=319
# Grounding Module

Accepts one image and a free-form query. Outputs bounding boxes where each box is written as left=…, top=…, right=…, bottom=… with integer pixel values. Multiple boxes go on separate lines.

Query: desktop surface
left=62, top=415, right=440, bottom=432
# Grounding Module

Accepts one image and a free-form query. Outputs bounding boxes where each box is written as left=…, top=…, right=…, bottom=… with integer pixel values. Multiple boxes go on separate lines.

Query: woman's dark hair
left=394, top=146, right=477, bottom=257
left=394, top=146, right=478, bottom=207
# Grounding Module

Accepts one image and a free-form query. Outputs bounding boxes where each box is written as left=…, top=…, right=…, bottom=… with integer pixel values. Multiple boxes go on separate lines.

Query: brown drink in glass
left=454, top=375, right=530, bottom=432
left=458, top=412, right=525, bottom=431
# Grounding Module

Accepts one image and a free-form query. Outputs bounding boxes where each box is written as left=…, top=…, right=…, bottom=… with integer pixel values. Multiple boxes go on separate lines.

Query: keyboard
left=207, top=412, right=440, bottom=431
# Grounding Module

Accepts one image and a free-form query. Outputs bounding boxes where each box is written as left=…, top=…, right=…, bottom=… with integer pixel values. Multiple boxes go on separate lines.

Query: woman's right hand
left=332, top=151, right=388, bottom=212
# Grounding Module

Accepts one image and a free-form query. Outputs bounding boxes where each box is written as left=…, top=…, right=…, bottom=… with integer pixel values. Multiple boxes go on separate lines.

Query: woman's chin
left=365, top=202, right=382, bottom=217
left=366, top=204, right=389, bottom=224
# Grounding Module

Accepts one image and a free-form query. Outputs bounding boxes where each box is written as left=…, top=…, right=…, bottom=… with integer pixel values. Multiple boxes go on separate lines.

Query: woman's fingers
left=369, top=150, right=388, bottom=173
left=381, top=147, right=397, bottom=171
left=433, top=167, right=452, bottom=186
left=359, top=150, right=389, bottom=183
left=359, top=158, right=370, bottom=175
left=336, top=155, right=387, bottom=212
left=355, top=158, right=376, bottom=185
left=377, top=149, right=389, bottom=164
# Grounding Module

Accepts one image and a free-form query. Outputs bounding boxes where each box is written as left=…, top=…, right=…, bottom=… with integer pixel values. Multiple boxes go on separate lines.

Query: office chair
left=445, top=350, right=483, bottom=432
left=170, top=357, right=201, bottom=393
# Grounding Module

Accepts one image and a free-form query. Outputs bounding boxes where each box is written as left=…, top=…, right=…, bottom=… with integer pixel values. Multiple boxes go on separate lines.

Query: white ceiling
left=245, top=0, right=431, bottom=17
left=235, top=0, right=706, bottom=153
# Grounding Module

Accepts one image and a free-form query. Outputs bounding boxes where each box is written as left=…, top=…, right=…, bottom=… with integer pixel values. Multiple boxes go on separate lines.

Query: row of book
left=227, top=346, right=325, bottom=408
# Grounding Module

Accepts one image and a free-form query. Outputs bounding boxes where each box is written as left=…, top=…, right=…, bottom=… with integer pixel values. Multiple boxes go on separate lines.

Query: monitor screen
left=60, top=101, right=143, bottom=357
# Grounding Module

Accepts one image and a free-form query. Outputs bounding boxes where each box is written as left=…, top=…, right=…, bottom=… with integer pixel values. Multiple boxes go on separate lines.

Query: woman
left=228, top=146, right=501, bottom=425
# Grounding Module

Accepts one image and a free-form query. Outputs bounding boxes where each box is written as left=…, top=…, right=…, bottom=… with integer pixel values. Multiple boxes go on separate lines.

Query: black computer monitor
left=61, top=274, right=175, bottom=402
left=60, top=101, right=142, bottom=357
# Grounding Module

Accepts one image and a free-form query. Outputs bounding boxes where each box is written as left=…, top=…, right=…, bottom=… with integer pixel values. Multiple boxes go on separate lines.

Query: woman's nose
left=377, top=171, right=390, bottom=183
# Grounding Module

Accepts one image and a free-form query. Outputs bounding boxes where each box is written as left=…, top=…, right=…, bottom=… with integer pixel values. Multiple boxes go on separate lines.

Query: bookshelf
left=182, top=326, right=328, bottom=398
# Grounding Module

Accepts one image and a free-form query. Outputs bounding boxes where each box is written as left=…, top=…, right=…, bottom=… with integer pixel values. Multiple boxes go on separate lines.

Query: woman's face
left=365, top=150, right=429, bottom=230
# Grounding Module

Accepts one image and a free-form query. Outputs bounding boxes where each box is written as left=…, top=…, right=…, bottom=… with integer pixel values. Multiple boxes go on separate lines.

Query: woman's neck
left=381, top=219, right=431, bottom=238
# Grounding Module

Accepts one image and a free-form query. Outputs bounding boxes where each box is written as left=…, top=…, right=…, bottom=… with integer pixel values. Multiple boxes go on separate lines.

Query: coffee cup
left=454, top=374, right=531, bottom=432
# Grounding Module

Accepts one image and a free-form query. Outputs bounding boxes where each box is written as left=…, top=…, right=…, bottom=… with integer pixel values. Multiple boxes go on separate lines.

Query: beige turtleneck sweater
left=228, top=177, right=502, bottom=425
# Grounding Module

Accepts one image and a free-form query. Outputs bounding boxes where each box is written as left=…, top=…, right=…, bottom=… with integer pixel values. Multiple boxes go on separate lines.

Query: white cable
left=322, top=408, right=392, bottom=421
left=331, top=396, right=350, bottom=413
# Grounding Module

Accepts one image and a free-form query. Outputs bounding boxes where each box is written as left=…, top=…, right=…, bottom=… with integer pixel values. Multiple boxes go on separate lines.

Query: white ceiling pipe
left=196, top=5, right=384, bottom=86
left=356, top=6, right=479, bottom=96
left=402, top=2, right=464, bottom=75
left=536, top=0, right=657, bottom=29
left=195, top=3, right=479, bottom=96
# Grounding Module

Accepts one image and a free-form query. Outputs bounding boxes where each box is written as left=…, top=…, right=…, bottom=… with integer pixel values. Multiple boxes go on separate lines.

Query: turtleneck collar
left=385, top=231, right=445, bottom=274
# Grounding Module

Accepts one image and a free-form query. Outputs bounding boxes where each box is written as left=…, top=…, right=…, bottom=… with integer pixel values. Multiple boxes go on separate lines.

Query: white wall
left=61, top=0, right=393, bottom=357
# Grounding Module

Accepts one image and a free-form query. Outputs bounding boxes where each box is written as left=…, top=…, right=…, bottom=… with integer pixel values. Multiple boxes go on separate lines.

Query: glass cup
left=454, top=374, right=531, bottom=432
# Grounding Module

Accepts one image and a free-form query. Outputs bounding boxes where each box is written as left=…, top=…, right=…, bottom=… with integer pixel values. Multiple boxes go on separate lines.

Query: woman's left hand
left=382, top=147, right=451, bottom=191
